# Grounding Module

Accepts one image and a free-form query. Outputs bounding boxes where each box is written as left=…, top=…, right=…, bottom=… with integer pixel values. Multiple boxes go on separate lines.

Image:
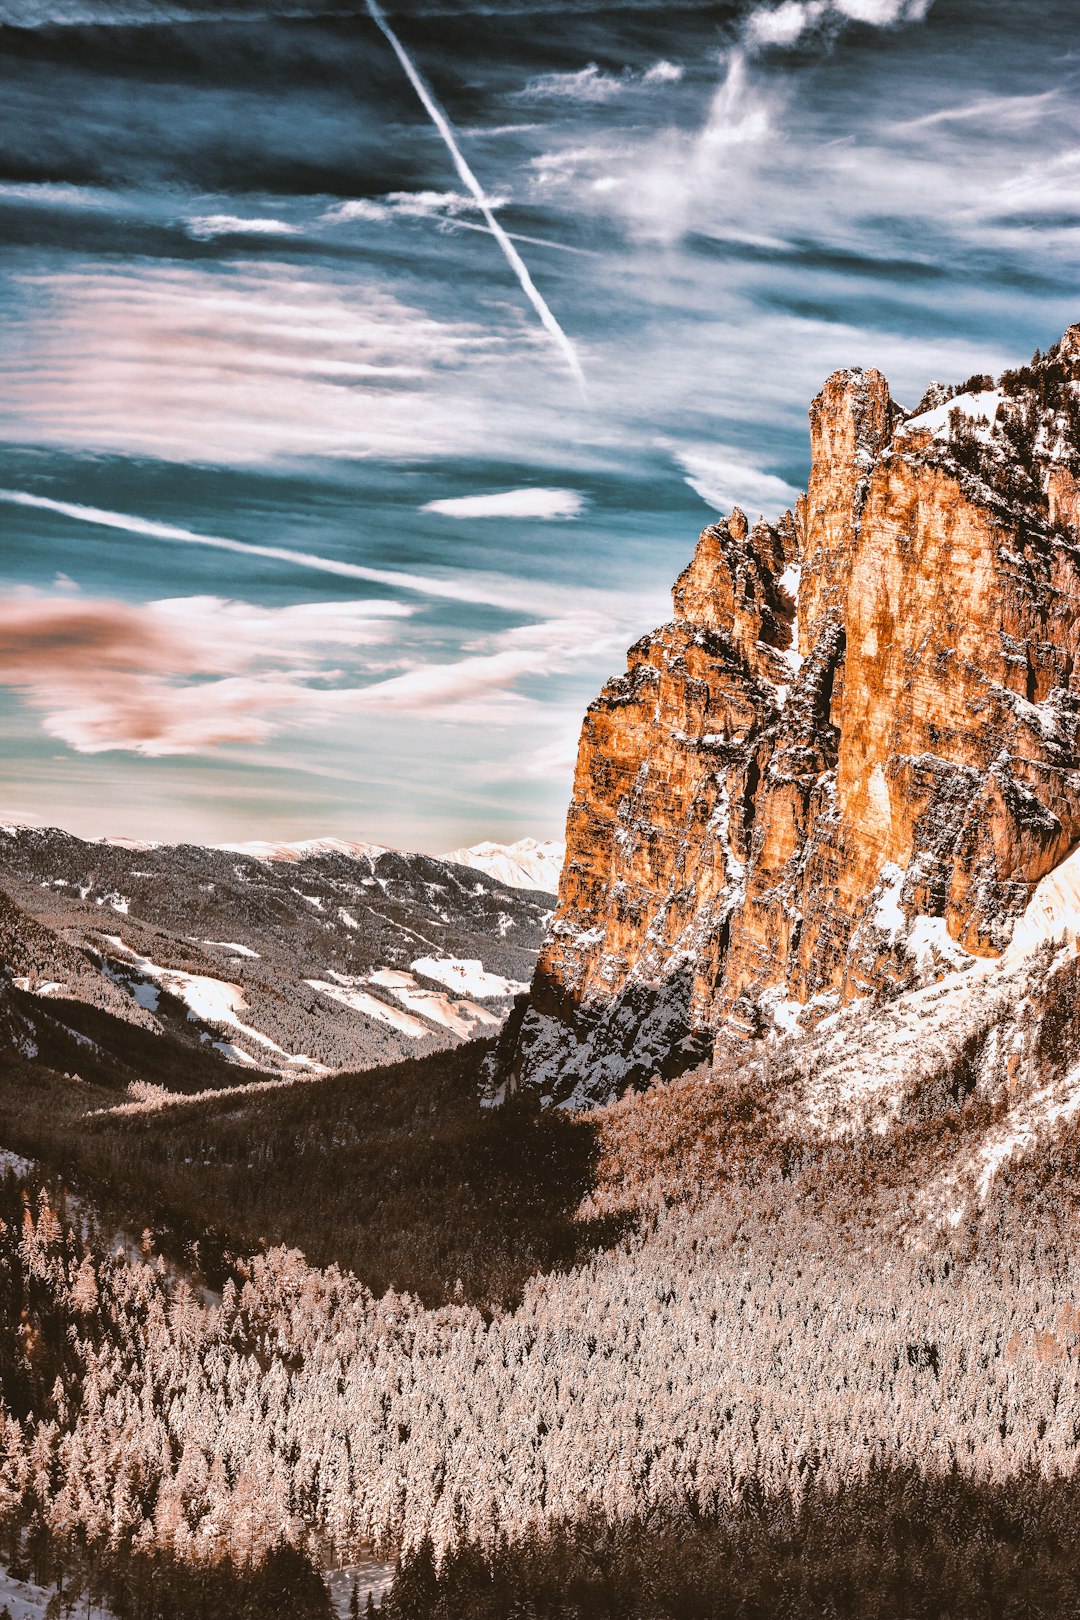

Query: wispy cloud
left=183, top=213, right=302, bottom=240
left=0, top=489, right=596, bottom=617
left=519, top=65, right=635, bottom=105
left=890, top=90, right=1061, bottom=133
left=0, top=181, right=113, bottom=209
left=323, top=190, right=507, bottom=226
left=0, top=261, right=564, bottom=463
left=518, top=60, right=685, bottom=103
left=421, top=488, right=586, bottom=520
left=0, top=592, right=408, bottom=755
left=343, top=613, right=627, bottom=721
left=675, top=445, right=802, bottom=518
left=0, top=589, right=635, bottom=753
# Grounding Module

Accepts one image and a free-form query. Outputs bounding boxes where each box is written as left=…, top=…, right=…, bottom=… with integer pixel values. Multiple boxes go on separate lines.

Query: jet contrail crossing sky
left=363, top=0, right=587, bottom=395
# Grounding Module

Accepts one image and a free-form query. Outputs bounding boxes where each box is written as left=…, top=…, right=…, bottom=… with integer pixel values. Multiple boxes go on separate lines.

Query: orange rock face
left=498, top=327, right=1080, bottom=1106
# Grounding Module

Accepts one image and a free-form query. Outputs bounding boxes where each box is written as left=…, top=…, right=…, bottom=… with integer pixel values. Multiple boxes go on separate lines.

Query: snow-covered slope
left=0, top=824, right=552, bottom=1080
left=782, top=842, right=1080, bottom=1222
left=442, top=838, right=563, bottom=894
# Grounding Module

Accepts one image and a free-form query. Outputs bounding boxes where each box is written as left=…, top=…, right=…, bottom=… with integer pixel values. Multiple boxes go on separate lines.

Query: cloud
left=519, top=64, right=632, bottom=105
left=323, top=190, right=508, bottom=226
left=0, top=584, right=642, bottom=753
left=421, top=488, right=586, bottom=520
left=0, top=488, right=599, bottom=618
left=0, top=256, right=593, bottom=467
left=675, top=445, right=802, bottom=517
left=183, top=214, right=302, bottom=240
left=0, top=182, right=113, bottom=210
left=343, top=613, right=626, bottom=720
left=0, top=592, right=411, bottom=756
left=744, top=0, right=930, bottom=47
left=518, top=60, right=686, bottom=104
left=745, top=1, right=827, bottom=47
left=527, top=52, right=776, bottom=243
left=642, top=61, right=685, bottom=86
left=892, top=90, right=1063, bottom=136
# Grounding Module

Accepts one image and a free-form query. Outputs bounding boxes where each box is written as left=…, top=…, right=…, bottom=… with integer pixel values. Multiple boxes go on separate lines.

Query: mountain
left=0, top=823, right=554, bottom=1082
left=497, top=325, right=1080, bottom=1106
left=442, top=837, right=565, bottom=893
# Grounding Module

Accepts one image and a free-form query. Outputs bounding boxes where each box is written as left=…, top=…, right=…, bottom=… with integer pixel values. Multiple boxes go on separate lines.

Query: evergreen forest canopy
left=0, top=1001, right=1079, bottom=1618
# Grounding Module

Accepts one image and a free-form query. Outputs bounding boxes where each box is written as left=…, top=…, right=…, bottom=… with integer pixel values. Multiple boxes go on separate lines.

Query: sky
left=0, top=0, right=1076, bottom=854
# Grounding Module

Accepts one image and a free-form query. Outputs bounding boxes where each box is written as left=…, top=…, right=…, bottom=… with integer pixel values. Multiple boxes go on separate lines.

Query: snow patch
left=12, top=977, right=65, bottom=997
left=901, top=388, right=1005, bottom=443
left=304, top=979, right=432, bottom=1039
left=411, top=955, right=529, bottom=999
left=0, top=1562, right=118, bottom=1619
left=101, top=936, right=325, bottom=1072
left=1004, top=841, right=1080, bottom=965
left=872, top=862, right=906, bottom=940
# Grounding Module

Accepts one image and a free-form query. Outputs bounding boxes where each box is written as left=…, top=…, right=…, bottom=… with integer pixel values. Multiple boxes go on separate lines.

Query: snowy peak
left=441, top=838, right=563, bottom=894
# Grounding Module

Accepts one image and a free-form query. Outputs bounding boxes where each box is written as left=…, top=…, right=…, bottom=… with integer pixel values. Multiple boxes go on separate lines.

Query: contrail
left=0, top=489, right=574, bottom=615
left=363, top=0, right=587, bottom=395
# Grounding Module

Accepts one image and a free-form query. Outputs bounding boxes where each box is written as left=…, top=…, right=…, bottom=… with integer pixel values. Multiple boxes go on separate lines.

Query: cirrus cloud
left=421, top=487, right=586, bottom=520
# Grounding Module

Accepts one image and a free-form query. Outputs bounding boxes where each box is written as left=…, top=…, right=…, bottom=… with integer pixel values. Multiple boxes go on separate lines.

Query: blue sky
left=0, top=0, right=1076, bottom=852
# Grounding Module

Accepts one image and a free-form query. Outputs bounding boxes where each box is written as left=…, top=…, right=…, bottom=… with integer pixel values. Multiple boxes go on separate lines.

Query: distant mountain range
left=440, top=837, right=564, bottom=894
left=0, top=823, right=556, bottom=1088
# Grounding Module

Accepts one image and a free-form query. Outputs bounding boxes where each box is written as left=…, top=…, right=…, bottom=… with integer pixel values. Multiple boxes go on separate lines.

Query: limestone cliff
left=499, top=325, right=1080, bottom=1107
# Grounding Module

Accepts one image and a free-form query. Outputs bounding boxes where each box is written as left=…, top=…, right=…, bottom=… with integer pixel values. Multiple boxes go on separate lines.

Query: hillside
left=0, top=823, right=552, bottom=1084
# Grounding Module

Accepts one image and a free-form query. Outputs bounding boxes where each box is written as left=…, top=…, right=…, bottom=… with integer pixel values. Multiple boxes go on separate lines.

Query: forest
left=0, top=987, right=1078, bottom=1616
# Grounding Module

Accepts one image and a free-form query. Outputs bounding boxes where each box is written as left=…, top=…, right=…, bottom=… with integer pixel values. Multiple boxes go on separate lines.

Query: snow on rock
left=871, top=862, right=906, bottom=940
left=411, top=955, right=529, bottom=999
left=798, top=841, right=1080, bottom=1199
left=906, top=915, right=976, bottom=973
left=199, top=939, right=260, bottom=958
left=441, top=837, right=563, bottom=893
left=1003, top=841, right=1080, bottom=964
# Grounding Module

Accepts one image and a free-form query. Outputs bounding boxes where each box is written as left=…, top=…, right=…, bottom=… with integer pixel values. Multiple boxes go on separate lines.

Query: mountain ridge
left=0, top=821, right=554, bottom=1085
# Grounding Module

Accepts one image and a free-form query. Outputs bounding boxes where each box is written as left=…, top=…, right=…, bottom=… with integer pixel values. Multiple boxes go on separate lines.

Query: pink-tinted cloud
left=0, top=592, right=410, bottom=755
left=0, top=590, right=646, bottom=752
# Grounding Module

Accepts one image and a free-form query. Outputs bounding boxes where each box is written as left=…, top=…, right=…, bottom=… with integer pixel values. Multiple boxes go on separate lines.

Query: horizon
left=1, top=0, right=1076, bottom=849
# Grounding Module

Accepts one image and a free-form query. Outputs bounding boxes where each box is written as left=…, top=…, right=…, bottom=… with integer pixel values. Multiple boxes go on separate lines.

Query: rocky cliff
left=498, top=325, right=1080, bottom=1107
